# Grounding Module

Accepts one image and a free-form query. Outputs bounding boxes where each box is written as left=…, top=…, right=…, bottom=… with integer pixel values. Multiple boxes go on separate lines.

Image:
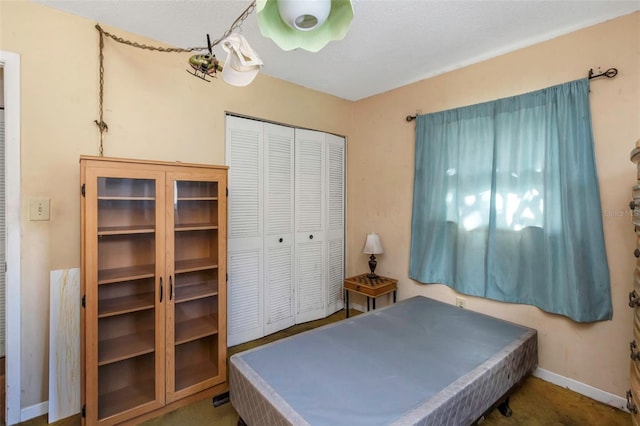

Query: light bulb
left=277, top=0, right=331, bottom=31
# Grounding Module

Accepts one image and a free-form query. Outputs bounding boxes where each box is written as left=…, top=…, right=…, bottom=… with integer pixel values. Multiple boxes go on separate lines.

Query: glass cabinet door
left=167, top=175, right=225, bottom=400
left=85, top=169, right=166, bottom=423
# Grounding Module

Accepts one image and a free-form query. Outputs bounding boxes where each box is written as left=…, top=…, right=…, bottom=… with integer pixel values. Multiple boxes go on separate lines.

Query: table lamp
left=362, top=233, right=384, bottom=278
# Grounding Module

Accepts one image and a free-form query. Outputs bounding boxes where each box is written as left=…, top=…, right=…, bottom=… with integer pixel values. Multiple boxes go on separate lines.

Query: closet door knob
left=309, top=234, right=313, bottom=240
left=279, top=238, right=283, bottom=243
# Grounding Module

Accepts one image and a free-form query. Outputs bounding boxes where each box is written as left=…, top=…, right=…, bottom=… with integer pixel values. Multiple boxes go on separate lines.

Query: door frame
left=0, top=50, right=22, bottom=426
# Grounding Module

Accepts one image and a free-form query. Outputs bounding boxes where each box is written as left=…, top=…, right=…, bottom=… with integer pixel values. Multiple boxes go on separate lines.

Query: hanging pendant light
left=256, top=0, right=354, bottom=52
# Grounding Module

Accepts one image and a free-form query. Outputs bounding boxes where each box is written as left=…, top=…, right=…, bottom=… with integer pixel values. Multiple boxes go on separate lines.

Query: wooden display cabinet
left=80, top=156, right=228, bottom=425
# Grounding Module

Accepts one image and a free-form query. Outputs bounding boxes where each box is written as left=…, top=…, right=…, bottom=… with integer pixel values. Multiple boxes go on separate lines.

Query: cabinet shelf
left=99, top=293, right=155, bottom=318
left=98, top=265, right=155, bottom=284
left=98, top=225, right=156, bottom=236
left=98, top=330, right=155, bottom=365
left=175, top=224, right=218, bottom=232
left=175, top=258, right=218, bottom=274
left=175, top=361, right=218, bottom=392
left=177, top=197, right=218, bottom=201
left=98, top=196, right=155, bottom=201
left=98, top=378, right=155, bottom=420
left=175, top=315, right=218, bottom=346
left=175, top=282, right=218, bottom=303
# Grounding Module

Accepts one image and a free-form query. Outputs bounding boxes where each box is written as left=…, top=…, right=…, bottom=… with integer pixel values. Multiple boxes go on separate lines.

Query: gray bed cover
left=230, top=296, right=538, bottom=426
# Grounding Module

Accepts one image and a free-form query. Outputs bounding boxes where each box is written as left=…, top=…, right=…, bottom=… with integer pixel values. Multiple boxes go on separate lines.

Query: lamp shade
left=362, top=233, right=384, bottom=255
left=256, top=0, right=354, bottom=52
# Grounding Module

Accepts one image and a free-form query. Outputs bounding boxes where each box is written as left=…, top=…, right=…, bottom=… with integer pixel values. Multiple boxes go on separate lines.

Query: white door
left=325, top=134, right=345, bottom=315
left=1, top=51, right=21, bottom=426
left=0, top=108, right=5, bottom=357
left=295, top=129, right=326, bottom=323
left=263, top=123, right=295, bottom=335
left=226, top=116, right=264, bottom=346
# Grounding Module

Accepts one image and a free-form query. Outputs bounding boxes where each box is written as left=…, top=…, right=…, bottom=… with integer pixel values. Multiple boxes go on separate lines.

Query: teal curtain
left=409, top=78, right=612, bottom=322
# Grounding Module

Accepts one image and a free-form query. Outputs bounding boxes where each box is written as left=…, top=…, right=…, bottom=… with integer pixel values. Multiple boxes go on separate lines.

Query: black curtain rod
left=405, top=66, right=619, bottom=122
left=588, top=67, right=618, bottom=80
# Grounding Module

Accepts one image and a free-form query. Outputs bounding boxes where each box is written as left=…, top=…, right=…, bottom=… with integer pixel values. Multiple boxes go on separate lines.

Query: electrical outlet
left=455, top=297, right=466, bottom=309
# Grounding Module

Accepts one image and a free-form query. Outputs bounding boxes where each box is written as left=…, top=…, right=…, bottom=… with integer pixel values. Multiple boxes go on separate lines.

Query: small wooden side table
left=343, top=273, right=397, bottom=318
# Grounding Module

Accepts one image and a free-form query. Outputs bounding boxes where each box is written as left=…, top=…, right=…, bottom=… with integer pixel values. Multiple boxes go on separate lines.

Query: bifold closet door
left=325, top=133, right=345, bottom=315
left=226, top=117, right=265, bottom=347
left=227, top=116, right=345, bottom=344
left=226, top=116, right=295, bottom=345
left=294, top=130, right=345, bottom=321
left=295, top=129, right=327, bottom=323
left=263, top=123, right=295, bottom=335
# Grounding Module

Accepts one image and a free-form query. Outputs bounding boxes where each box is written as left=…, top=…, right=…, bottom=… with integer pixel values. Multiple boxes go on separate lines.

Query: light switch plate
left=29, top=197, right=50, bottom=221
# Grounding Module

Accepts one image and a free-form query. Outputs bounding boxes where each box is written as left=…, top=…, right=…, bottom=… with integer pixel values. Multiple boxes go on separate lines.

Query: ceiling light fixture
left=256, top=0, right=354, bottom=52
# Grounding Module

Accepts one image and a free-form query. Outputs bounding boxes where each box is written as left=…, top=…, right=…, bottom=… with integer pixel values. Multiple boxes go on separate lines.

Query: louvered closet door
left=295, top=129, right=327, bottom=323
left=226, top=116, right=264, bottom=346
left=263, top=123, right=295, bottom=335
left=325, top=134, right=345, bottom=315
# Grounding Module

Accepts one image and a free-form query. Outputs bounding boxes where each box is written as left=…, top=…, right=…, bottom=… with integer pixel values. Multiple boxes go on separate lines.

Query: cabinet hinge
left=81, top=183, right=86, bottom=197
left=226, top=187, right=228, bottom=197
left=82, top=295, right=86, bottom=308
left=82, top=404, right=86, bottom=418
left=226, top=273, right=228, bottom=282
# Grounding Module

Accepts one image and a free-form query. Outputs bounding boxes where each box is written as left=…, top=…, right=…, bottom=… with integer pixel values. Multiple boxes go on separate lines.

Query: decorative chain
left=96, top=24, right=205, bottom=53
left=93, top=0, right=257, bottom=156
left=94, top=27, right=108, bottom=156
left=211, top=0, right=257, bottom=47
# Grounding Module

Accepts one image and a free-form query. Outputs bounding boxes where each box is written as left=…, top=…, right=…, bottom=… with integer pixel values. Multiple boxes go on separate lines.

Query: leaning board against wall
left=225, top=115, right=345, bottom=346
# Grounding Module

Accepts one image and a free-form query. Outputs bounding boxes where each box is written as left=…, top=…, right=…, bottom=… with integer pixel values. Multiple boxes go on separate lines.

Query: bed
left=229, top=295, right=537, bottom=426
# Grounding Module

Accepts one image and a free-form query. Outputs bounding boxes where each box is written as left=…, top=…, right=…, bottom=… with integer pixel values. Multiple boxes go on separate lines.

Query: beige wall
left=1, top=0, right=353, bottom=407
left=2, top=0, right=639, bottom=413
left=350, top=12, right=640, bottom=398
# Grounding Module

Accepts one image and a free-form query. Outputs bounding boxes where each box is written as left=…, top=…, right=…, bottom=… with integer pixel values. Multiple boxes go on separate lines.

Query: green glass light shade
left=256, top=0, right=354, bottom=52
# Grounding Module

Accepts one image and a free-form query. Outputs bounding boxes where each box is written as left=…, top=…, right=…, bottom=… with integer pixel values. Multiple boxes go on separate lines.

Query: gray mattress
left=230, top=296, right=537, bottom=426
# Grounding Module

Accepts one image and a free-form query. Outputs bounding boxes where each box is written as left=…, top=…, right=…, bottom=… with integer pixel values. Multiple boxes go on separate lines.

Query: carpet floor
left=19, top=309, right=630, bottom=426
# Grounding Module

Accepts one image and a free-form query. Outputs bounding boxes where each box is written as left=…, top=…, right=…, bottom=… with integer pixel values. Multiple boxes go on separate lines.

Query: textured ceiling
left=35, top=0, right=640, bottom=101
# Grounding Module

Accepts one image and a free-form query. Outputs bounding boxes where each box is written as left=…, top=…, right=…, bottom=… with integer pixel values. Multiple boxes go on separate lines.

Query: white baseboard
left=533, top=367, right=628, bottom=412
left=21, top=401, right=48, bottom=422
